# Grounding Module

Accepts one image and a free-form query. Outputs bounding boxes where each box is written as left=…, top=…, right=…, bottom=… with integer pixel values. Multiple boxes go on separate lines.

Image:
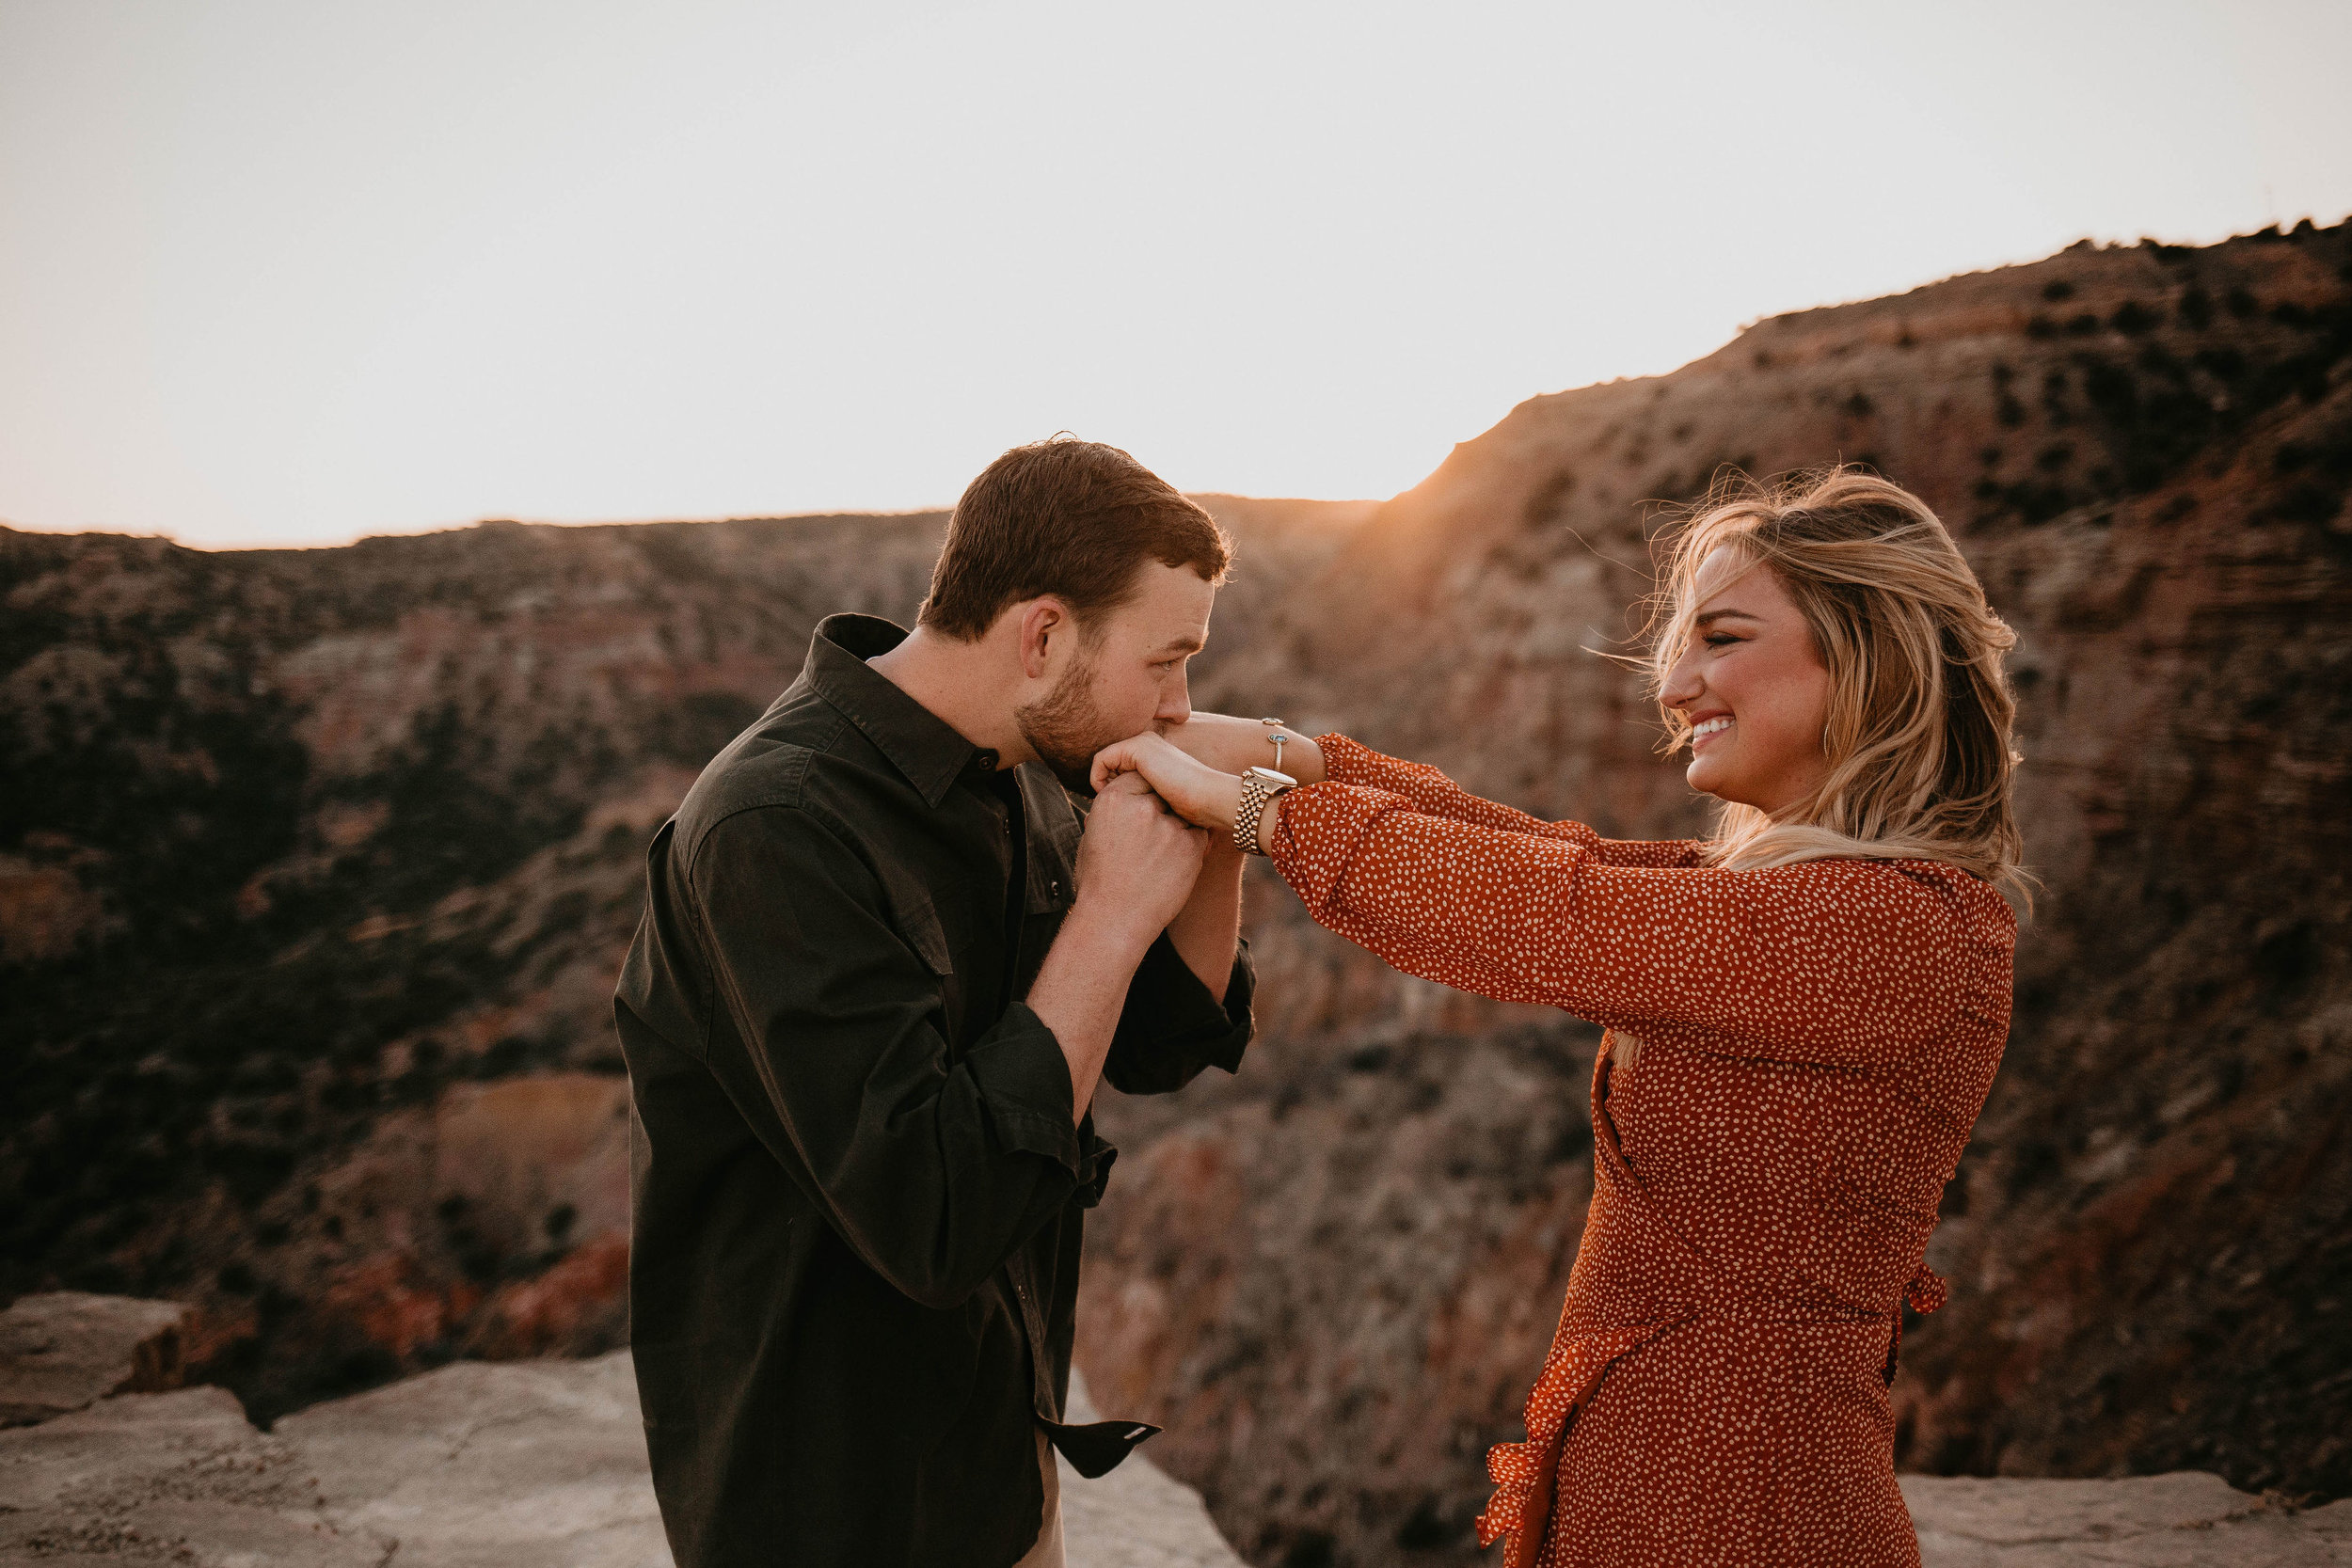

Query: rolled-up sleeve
left=1103, top=932, right=1255, bottom=1096
left=689, top=804, right=1102, bottom=1309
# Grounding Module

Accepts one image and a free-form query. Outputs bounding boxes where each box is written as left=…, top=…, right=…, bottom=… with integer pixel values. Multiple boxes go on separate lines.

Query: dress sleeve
left=1274, top=739, right=1991, bottom=1065
left=1319, top=734, right=1704, bottom=869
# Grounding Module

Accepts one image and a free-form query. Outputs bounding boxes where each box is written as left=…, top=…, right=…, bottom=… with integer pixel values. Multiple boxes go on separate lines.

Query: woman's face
left=1660, top=546, right=1834, bottom=815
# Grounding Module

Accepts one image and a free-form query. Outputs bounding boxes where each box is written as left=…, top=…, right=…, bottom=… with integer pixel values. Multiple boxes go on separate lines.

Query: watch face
left=1245, top=766, right=1297, bottom=787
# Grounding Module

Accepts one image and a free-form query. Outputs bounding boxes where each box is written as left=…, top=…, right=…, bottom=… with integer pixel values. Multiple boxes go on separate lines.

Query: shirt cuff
left=1123, top=931, right=1255, bottom=1072
left=964, top=1000, right=1111, bottom=1196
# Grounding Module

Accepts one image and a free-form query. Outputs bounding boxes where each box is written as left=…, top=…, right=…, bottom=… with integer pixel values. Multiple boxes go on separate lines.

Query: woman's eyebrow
left=1694, top=608, right=1762, bottom=626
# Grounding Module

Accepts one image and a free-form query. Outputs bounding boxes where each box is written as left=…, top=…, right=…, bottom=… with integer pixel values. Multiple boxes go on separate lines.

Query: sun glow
left=1, top=0, right=2346, bottom=548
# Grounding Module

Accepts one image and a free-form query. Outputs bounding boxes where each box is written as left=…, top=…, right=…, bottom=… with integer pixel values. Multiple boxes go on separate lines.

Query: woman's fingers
left=1089, top=738, right=1146, bottom=793
left=1091, top=731, right=1185, bottom=793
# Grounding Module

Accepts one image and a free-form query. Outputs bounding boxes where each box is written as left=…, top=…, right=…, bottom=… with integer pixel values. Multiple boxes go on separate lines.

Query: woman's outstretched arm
left=1266, top=772, right=2002, bottom=1066
left=1090, top=733, right=2005, bottom=1068
left=1161, top=716, right=1698, bottom=865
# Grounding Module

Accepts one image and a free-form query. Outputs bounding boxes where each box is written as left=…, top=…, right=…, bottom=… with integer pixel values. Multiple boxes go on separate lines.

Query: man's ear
left=1016, top=598, right=1071, bottom=682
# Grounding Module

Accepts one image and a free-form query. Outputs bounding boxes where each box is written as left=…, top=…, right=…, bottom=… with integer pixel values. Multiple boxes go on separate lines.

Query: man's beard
left=1015, top=652, right=1123, bottom=794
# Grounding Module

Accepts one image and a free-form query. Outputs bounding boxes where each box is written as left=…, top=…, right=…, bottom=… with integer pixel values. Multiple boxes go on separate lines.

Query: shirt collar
left=804, top=613, right=1001, bottom=807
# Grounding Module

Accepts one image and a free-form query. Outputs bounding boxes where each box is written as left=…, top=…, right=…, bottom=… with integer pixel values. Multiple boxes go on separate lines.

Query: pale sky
left=2, top=1, right=2346, bottom=548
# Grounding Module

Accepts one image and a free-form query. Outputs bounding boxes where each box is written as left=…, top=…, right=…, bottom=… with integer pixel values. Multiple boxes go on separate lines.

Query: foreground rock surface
left=0, top=1349, right=1243, bottom=1566
left=1904, top=1472, right=2352, bottom=1565
left=3, top=1333, right=2343, bottom=1566
left=0, top=1291, right=191, bottom=1427
left=6, top=1330, right=2346, bottom=1566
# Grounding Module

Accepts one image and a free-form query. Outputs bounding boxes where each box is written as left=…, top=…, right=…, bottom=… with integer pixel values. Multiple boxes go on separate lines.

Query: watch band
left=1234, top=767, right=1296, bottom=856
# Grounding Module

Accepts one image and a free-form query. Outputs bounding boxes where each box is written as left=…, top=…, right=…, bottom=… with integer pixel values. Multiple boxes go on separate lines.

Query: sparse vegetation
left=1973, top=243, right=2352, bottom=528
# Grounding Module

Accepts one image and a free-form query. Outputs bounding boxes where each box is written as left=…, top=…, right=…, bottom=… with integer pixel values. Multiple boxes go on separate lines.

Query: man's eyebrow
left=1693, top=609, right=1763, bottom=627
left=1153, top=634, right=1206, bottom=654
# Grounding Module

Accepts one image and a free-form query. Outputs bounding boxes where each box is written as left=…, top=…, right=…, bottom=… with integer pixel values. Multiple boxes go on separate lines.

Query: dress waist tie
left=1882, top=1262, right=1948, bottom=1386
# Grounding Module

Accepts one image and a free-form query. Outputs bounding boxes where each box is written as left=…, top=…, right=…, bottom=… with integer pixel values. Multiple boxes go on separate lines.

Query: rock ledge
left=4, top=1300, right=2343, bottom=1566
left=0, top=1291, right=192, bottom=1427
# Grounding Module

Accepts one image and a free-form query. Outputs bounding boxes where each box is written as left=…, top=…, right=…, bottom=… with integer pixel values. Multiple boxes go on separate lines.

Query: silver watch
left=1234, top=766, right=1297, bottom=855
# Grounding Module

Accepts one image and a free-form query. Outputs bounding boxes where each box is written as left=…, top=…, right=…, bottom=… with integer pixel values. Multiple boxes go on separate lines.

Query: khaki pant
left=1011, top=1427, right=1064, bottom=1568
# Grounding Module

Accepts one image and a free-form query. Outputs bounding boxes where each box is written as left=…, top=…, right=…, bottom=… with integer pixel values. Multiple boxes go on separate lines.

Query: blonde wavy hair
left=1646, top=467, right=2029, bottom=902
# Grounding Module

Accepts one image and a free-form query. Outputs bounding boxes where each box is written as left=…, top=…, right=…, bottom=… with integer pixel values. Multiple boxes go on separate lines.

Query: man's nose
left=1156, top=673, right=1193, bottom=724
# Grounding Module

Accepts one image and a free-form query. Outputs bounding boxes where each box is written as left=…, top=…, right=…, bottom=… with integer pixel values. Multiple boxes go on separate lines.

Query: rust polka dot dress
left=1266, top=736, right=2017, bottom=1568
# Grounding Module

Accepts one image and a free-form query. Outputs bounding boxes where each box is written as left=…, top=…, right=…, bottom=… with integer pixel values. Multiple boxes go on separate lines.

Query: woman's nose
left=1661, top=648, right=1702, bottom=709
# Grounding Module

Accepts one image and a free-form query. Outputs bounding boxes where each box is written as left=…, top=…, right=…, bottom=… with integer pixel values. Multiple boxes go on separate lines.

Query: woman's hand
left=1157, top=712, right=1326, bottom=785
left=1090, top=732, right=1246, bottom=837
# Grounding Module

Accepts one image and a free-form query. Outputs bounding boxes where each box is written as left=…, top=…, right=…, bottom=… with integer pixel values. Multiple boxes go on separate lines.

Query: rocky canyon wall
left=4, top=224, right=2347, bottom=1568
left=1082, top=220, right=2352, bottom=1566
left=0, top=496, right=1360, bottom=1421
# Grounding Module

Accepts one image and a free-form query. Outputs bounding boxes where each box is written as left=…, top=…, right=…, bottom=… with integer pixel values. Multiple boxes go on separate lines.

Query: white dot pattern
left=1268, top=736, right=2017, bottom=1568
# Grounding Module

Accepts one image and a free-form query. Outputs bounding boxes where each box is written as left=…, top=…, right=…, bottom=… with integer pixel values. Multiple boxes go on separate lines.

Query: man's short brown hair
left=918, top=437, right=1232, bottom=641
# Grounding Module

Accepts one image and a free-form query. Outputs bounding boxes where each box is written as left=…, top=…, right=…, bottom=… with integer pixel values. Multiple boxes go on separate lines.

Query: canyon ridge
left=5, top=220, right=2347, bottom=1567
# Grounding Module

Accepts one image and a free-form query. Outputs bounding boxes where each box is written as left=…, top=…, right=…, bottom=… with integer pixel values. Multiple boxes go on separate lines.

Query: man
left=615, top=436, right=1254, bottom=1568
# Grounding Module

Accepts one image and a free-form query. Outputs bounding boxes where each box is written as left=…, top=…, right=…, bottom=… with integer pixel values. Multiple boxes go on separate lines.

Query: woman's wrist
left=1256, top=791, right=1287, bottom=856
left=1279, top=735, right=1327, bottom=786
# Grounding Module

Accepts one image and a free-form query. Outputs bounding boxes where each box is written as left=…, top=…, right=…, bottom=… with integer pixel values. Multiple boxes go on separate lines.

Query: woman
left=1090, top=468, right=2026, bottom=1567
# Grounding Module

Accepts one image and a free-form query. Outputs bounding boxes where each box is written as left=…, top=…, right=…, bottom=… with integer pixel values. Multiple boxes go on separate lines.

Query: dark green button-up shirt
left=615, top=613, right=1253, bottom=1568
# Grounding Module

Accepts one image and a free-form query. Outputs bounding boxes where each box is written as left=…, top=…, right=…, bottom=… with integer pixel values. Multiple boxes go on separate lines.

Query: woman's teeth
left=1692, top=717, right=1732, bottom=740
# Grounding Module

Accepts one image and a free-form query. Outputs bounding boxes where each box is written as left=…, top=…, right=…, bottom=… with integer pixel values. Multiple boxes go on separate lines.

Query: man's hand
left=1073, top=772, right=1210, bottom=946
left=1029, top=773, right=1211, bottom=1120
left=1156, top=712, right=1327, bottom=785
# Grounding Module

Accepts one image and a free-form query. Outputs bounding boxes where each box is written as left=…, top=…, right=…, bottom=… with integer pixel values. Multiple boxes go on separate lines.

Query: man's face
left=1015, top=562, right=1216, bottom=791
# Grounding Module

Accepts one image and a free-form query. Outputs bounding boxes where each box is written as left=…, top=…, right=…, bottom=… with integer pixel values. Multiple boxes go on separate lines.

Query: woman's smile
left=1660, top=546, right=1832, bottom=816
